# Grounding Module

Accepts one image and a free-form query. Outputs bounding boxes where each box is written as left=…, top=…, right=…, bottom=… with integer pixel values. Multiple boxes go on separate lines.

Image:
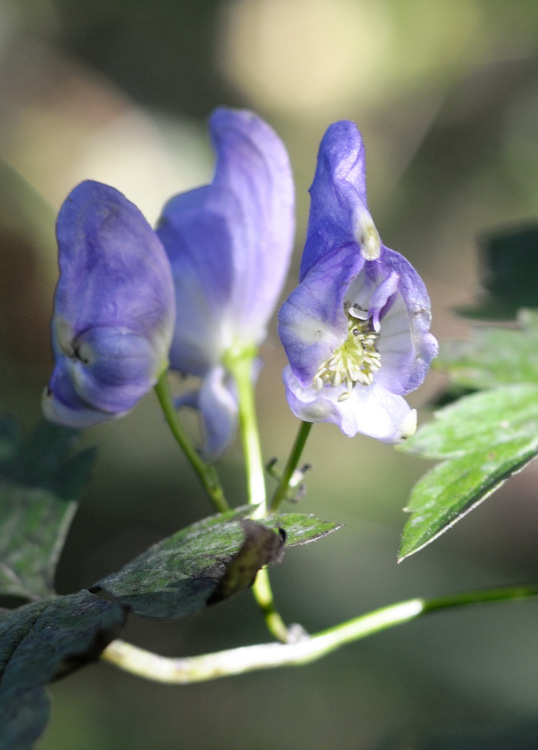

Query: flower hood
left=278, top=121, right=438, bottom=442
left=43, top=180, right=175, bottom=427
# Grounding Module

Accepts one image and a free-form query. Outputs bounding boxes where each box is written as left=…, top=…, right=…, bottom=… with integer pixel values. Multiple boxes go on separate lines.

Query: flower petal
left=157, top=107, right=295, bottom=374
left=373, top=248, right=439, bottom=395
left=44, top=180, right=175, bottom=426
left=278, top=244, right=364, bottom=385
left=300, top=120, right=374, bottom=279
left=55, top=181, right=174, bottom=348
left=283, top=366, right=417, bottom=442
left=157, top=186, right=235, bottom=374
left=42, top=369, right=127, bottom=428
left=279, top=119, right=437, bottom=443
left=56, top=327, right=164, bottom=412
left=175, top=366, right=239, bottom=461
left=209, top=108, right=295, bottom=343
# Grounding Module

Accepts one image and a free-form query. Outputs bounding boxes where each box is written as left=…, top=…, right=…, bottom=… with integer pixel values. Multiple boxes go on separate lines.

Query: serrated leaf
left=264, top=512, right=343, bottom=547
left=209, top=513, right=342, bottom=605
left=401, top=384, right=538, bottom=460
left=95, top=508, right=275, bottom=618
left=436, top=309, right=538, bottom=389
left=398, top=384, right=538, bottom=559
left=0, top=418, right=96, bottom=599
left=0, top=590, right=126, bottom=750
left=96, top=508, right=341, bottom=619
left=457, top=224, right=538, bottom=319
left=207, top=520, right=286, bottom=604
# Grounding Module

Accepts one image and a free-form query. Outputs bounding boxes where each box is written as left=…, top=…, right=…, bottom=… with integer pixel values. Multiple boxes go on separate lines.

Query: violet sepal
left=157, top=108, right=295, bottom=458
left=278, top=121, right=438, bottom=443
left=43, top=180, right=175, bottom=427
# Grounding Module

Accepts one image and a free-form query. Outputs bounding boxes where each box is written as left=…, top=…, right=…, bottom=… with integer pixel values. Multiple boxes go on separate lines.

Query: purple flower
left=43, top=180, right=175, bottom=427
left=157, top=108, right=295, bottom=459
left=278, top=121, right=438, bottom=442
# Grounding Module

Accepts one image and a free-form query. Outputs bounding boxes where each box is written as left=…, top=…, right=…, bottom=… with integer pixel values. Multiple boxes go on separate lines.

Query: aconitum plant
left=279, top=121, right=438, bottom=442
left=2, top=107, right=538, bottom=748
left=157, top=108, right=295, bottom=459
left=43, top=180, right=175, bottom=427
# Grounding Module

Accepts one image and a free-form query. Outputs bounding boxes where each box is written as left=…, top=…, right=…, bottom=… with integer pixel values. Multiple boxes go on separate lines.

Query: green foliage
left=262, top=512, right=342, bottom=548
left=0, top=590, right=126, bottom=750
left=436, top=309, right=538, bottom=389
left=399, top=385, right=538, bottom=559
left=0, top=418, right=95, bottom=599
left=457, top=225, right=538, bottom=319
left=399, top=307, right=538, bottom=559
left=0, top=414, right=341, bottom=747
left=96, top=508, right=341, bottom=618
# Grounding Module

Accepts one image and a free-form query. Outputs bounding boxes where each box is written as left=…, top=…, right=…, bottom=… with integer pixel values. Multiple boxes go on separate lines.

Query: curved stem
left=101, top=583, right=538, bottom=684
left=270, top=421, right=313, bottom=512
left=154, top=372, right=229, bottom=513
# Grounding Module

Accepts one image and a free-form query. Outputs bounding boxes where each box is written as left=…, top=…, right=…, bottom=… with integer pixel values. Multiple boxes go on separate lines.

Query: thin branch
left=101, top=583, right=538, bottom=684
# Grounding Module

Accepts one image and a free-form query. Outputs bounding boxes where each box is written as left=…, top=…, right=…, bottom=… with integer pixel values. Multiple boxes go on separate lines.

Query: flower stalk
left=225, top=345, right=289, bottom=641
left=270, top=421, right=313, bottom=513
left=154, top=372, right=229, bottom=513
left=225, top=347, right=266, bottom=513
left=101, top=583, right=538, bottom=684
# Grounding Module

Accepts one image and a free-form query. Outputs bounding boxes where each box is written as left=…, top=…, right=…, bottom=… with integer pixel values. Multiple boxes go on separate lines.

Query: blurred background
left=2, top=0, right=538, bottom=748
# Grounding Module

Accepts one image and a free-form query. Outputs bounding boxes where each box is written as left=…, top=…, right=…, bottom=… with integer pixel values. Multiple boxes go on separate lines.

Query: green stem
left=225, top=348, right=290, bottom=640
left=249, top=567, right=290, bottom=643
left=225, top=351, right=266, bottom=514
left=154, top=372, right=229, bottom=513
left=270, top=421, right=313, bottom=512
left=101, top=583, right=538, bottom=684
left=420, top=584, right=538, bottom=613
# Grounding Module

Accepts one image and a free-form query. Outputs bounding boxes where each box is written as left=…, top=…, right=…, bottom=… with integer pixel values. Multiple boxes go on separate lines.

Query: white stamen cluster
left=312, top=303, right=381, bottom=401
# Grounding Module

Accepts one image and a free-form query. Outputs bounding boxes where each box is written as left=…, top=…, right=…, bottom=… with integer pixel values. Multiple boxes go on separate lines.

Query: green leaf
left=0, top=485, right=78, bottom=600
left=95, top=508, right=273, bottom=618
left=398, top=384, right=538, bottom=560
left=0, top=418, right=95, bottom=599
left=436, top=309, right=538, bottom=389
left=209, top=513, right=342, bottom=605
left=264, top=512, right=343, bottom=548
left=96, top=508, right=341, bottom=619
left=0, top=590, right=126, bottom=750
left=207, top=519, right=286, bottom=605
left=402, top=384, right=538, bottom=460
left=457, top=224, right=538, bottom=319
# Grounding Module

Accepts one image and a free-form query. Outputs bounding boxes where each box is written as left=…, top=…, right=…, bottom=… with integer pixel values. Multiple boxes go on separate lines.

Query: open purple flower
left=43, top=180, right=175, bottom=427
left=157, top=108, right=295, bottom=460
left=278, top=121, right=438, bottom=442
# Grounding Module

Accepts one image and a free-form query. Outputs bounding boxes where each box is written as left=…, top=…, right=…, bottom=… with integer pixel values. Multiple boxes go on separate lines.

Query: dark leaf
left=457, top=224, right=538, bottom=319
left=0, top=485, right=78, bottom=600
left=96, top=508, right=341, bottom=619
left=207, top=520, right=286, bottom=604
left=0, top=590, right=126, bottom=750
left=0, top=418, right=95, bottom=600
left=95, top=508, right=267, bottom=618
